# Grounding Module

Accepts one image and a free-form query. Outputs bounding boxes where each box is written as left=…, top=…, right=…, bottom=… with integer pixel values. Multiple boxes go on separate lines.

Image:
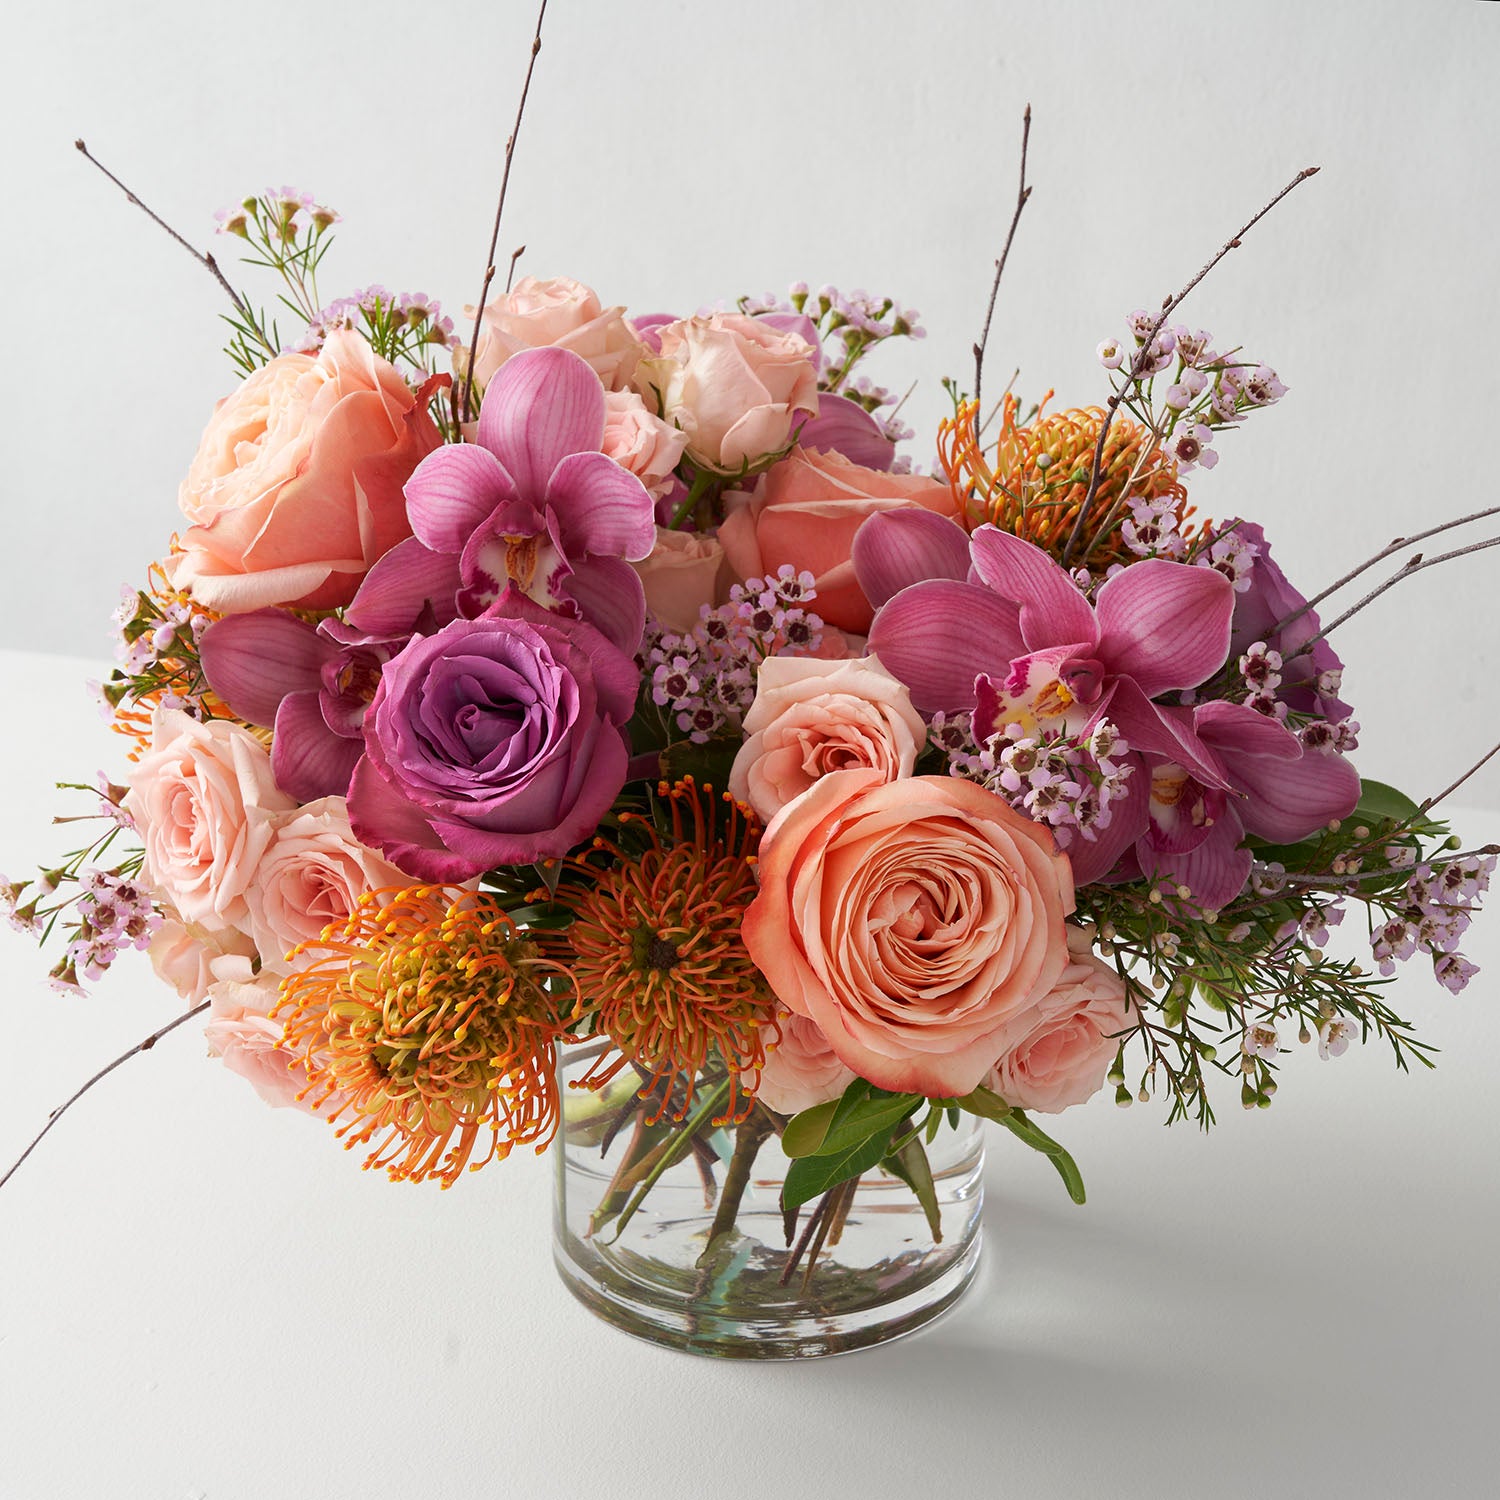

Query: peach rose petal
left=743, top=769, right=1075, bottom=1097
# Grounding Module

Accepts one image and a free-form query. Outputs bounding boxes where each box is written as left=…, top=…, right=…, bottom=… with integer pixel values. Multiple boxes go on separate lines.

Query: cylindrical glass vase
left=552, top=1044, right=984, bottom=1358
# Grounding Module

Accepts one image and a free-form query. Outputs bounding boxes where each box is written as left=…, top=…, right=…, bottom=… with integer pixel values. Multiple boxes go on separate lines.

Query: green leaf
left=781, top=1128, right=892, bottom=1211
left=950, top=1084, right=1013, bottom=1124
left=996, top=1110, right=1087, bottom=1205
left=781, top=1098, right=840, bottom=1158
left=883, top=1132, right=943, bottom=1242
left=658, top=737, right=742, bottom=792
left=809, top=1084, right=924, bottom=1160
left=1356, top=778, right=1422, bottom=823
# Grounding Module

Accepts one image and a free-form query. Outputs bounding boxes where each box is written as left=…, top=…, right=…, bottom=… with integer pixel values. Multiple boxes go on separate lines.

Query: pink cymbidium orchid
left=199, top=610, right=411, bottom=802
left=345, top=345, right=657, bottom=653
left=1099, top=700, right=1362, bottom=908
left=865, top=521, right=1238, bottom=787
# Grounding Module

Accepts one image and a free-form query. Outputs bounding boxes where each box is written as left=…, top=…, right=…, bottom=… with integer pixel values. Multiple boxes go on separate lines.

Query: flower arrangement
left=5, top=15, right=1497, bottom=1356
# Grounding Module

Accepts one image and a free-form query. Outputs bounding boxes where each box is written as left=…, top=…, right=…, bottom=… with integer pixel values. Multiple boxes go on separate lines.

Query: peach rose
left=634, top=313, right=818, bottom=474
left=243, top=796, right=411, bottom=975
left=603, top=390, right=689, bottom=498
left=124, top=709, right=294, bottom=936
left=984, top=930, right=1134, bottom=1113
left=166, top=331, right=440, bottom=613
left=467, top=275, right=643, bottom=393
left=630, top=526, right=727, bottom=633
left=743, top=768, right=1075, bottom=1097
left=718, top=448, right=961, bottom=633
left=729, top=654, right=924, bottom=823
left=148, top=916, right=257, bottom=1003
left=754, top=1006, right=856, bottom=1116
left=202, top=955, right=327, bottom=1113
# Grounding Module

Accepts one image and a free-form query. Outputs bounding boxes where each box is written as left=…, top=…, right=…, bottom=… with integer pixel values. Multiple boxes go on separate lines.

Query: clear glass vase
left=552, top=1043, right=985, bottom=1358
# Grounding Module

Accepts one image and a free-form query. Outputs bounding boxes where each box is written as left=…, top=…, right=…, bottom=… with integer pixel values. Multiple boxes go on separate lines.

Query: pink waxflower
left=347, top=346, right=657, bottom=654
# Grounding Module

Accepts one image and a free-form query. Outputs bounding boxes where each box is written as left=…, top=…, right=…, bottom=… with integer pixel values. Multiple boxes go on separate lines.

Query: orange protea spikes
left=544, top=779, right=777, bottom=1128
left=938, top=393, right=1200, bottom=567
left=274, top=885, right=579, bottom=1188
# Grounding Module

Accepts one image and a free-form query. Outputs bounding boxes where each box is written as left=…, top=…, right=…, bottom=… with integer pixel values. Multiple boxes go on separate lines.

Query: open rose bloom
left=21, top=204, right=1490, bottom=1358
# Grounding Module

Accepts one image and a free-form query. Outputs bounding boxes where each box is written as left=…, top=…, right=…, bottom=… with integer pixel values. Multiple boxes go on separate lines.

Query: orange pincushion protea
left=544, top=779, right=777, bottom=1127
left=938, top=393, right=1198, bottom=567
left=275, top=885, right=578, bottom=1188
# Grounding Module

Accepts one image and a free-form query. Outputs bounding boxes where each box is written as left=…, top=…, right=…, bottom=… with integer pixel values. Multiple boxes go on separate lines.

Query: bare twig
left=0, top=1001, right=209, bottom=1192
left=1300, top=535, right=1500, bottom=651
left=74, top=139, right=256, bottom=325
left=1060, top=165, right=1321, bottom=566
left=1270, top=504, right=1500, bottom=637
left=1418, top=740, right=1500, bottom=818
left=973, top=105, right=1033, bottom=415
left=504, top=244, right=526, bottom=295
left=460, top=0, right=550, bottom=422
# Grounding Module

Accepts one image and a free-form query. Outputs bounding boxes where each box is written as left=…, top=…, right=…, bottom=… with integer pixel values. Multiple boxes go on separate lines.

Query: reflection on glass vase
left=552, top=1042, right=985, bottom=1359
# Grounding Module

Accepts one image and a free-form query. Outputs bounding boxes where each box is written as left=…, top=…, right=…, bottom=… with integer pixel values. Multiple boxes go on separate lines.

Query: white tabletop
left=1, top=645, right=1496, bottom=1500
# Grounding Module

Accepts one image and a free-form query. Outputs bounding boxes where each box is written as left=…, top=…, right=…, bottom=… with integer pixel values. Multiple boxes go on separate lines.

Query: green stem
left=696, top=1111, right=774, bottom=1267
left=606, top=1079, right=731, bottom=1242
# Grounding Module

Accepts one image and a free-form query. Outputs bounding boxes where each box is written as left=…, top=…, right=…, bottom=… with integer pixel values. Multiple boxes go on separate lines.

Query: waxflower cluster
left=644, top=569, right=825, bottom=743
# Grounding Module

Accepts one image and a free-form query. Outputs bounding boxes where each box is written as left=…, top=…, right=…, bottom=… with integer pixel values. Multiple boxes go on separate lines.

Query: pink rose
left=243, top=796, right=411, bottom=975
left=743, top=768, right=1075, bottom=1097
left=202, top=956, right=327, bottom=1113
left=635, top=313, right=818, bottom=474
left=718, top=447, right=961, bottom=633
left=985, top=930, right=1134, bottom=1113
left=166, top=331, right=441, bottom=613
left=148, top=916, right=257, bottom=1003
left=729, top=654, right=925, bottom=823
left=467, top=275, right=643, bottom=393
left=124, top=710, right=294, bottom=936
left=754, top=1006, right=855, bottom=1116
left=630, top=526, right=727, bottom=633
left=602, top=389, right=689, bottom=498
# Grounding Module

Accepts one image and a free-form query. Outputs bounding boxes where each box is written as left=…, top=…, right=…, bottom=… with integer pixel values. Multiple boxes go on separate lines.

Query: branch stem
left=1060, top=165, right=1320, bottom=566
left=972, top=105, right=1033, bottom=415
left=0, top=1001, right=209, bottom=1193
left=460, top=0, right=549, bottom=422
left=74, top=139, right=256, bottom=325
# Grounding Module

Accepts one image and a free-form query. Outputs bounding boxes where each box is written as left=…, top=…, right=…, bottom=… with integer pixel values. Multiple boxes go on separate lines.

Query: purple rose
left=348, top=590, right=639, bottom=881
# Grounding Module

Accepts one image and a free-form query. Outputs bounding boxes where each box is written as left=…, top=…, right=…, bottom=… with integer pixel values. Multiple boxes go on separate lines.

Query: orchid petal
left=544, top=451, right=657, bottom=561
left=404, top=444, right=519, bottom=554
left=199, top=611, right=330, bottom=727
left=345, top=537, right=460, bottom=635
left=1232, top=749, right=1362, bottom=844
left=558, top=557, right=648, bottom=657
left=270, top=692, right=365, bottom=801
left=476, top=346, right=607, bottom=499
left=1065, top=760, right=1152, bottom=885
left=1194, top=699, right=1304, bottom=761
left=795, top=393, right=895, bottom=469
left=867, top=580, right=1023, bottom=714
left=852, top=509, right=972, bottom=610
left=1147, top=813, right=1254, bottom=912
left=1094, top=559, right=1233, bottom=696
left=969, top=525, right=1099, bottom=650
left=1103, top=680, right=1228, bottom=788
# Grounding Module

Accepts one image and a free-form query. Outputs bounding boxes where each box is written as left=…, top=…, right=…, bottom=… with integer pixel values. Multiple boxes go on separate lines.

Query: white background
left=2, top=4, right=1500, bottom=1497
left=0, top=0, right=1496, bottom=805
